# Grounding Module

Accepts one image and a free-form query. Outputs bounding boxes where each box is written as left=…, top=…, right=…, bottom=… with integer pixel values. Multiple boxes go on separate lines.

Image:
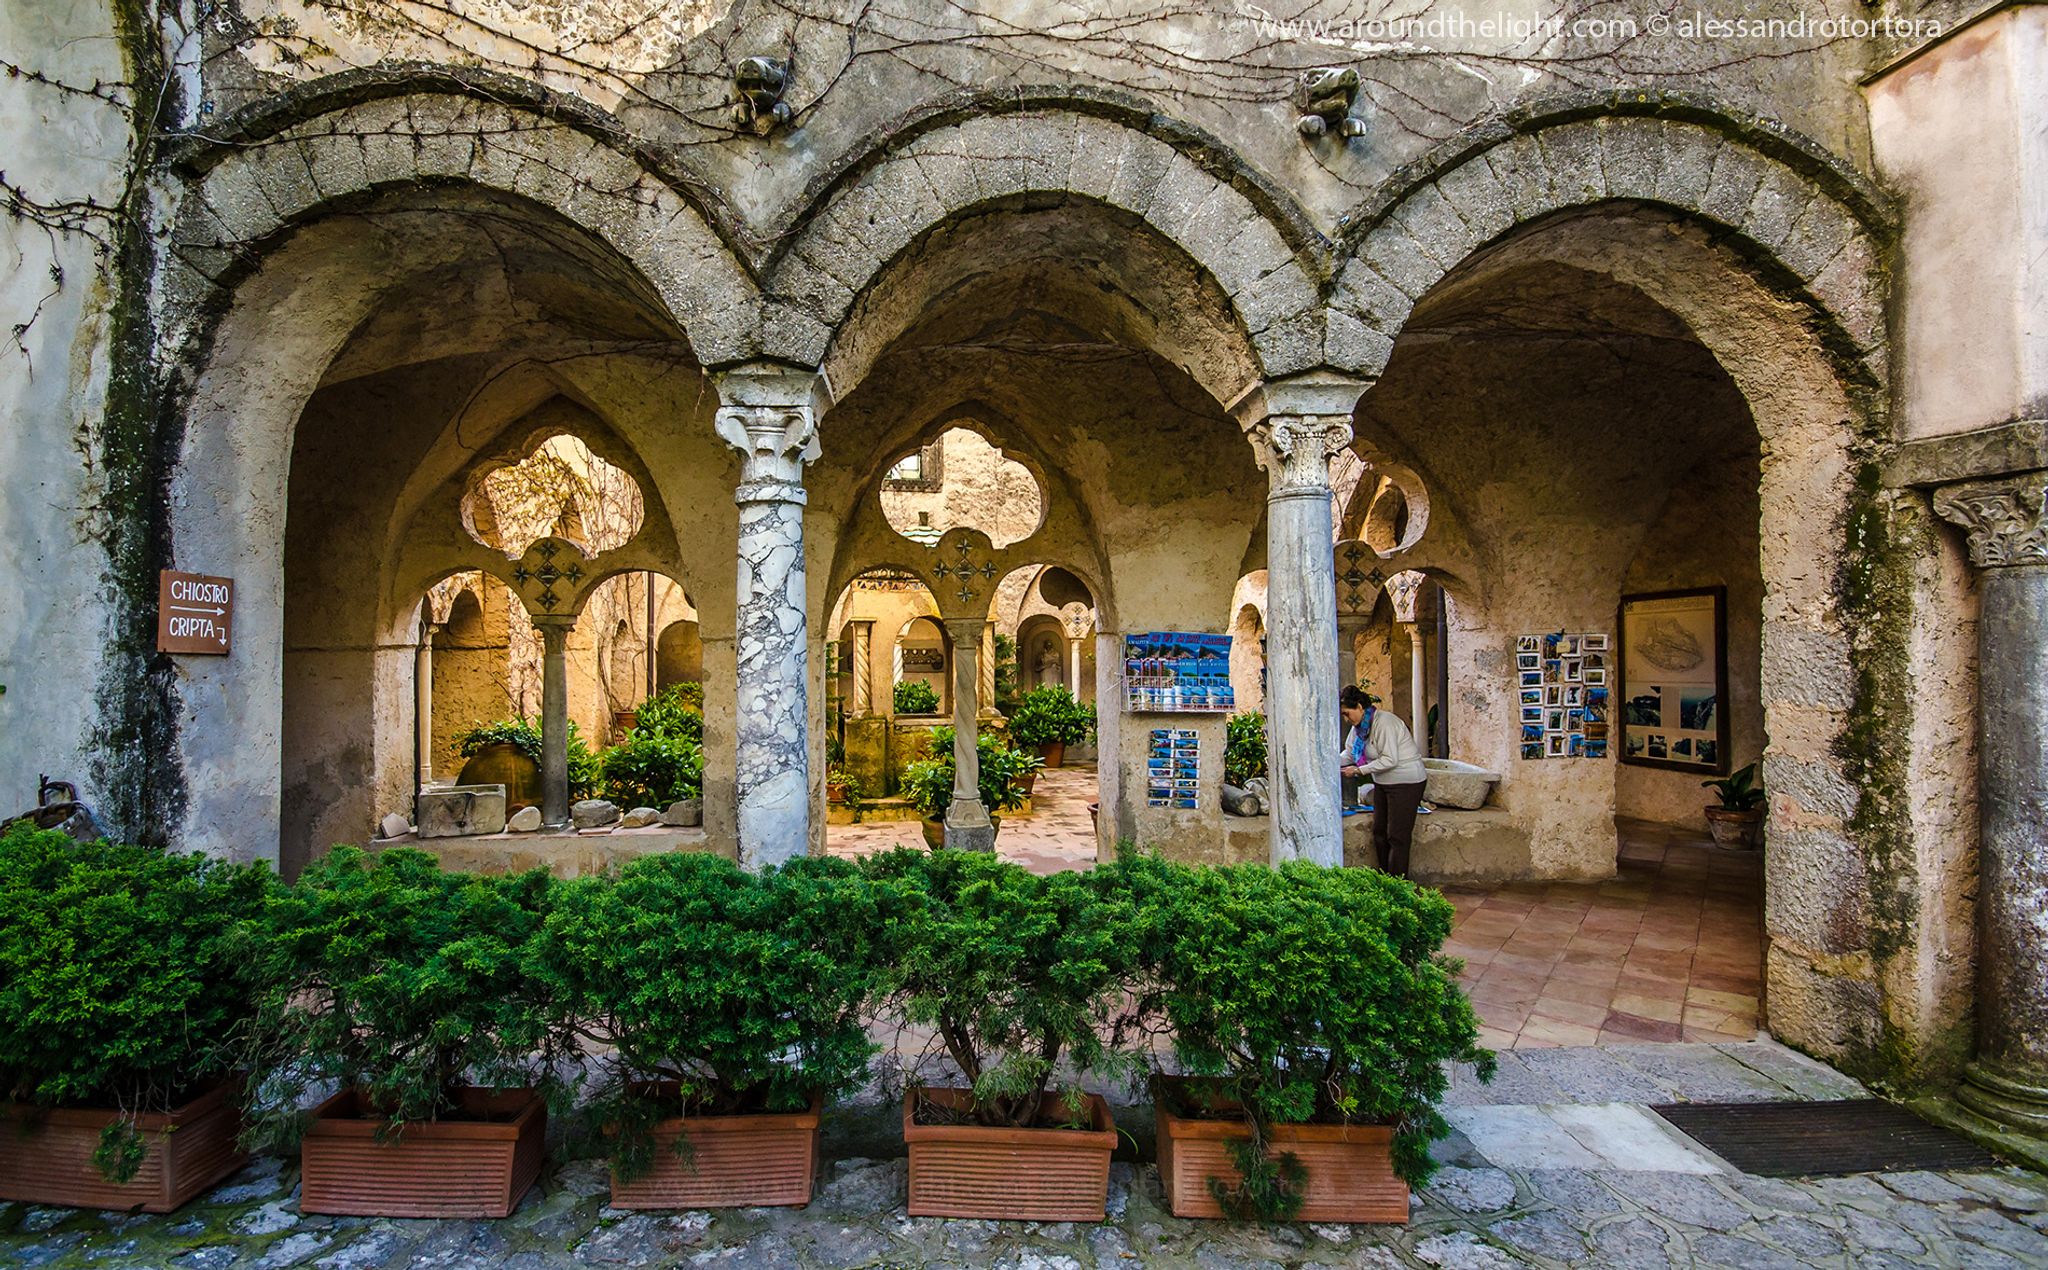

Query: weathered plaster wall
left=0, top=0, right=135, bottom=822
left=1869, top=6, right=2048, bottom=438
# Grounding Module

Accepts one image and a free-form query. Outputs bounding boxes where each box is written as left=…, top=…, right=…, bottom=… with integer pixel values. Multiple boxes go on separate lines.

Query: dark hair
left=1340, top=685, right=1371, bottom=711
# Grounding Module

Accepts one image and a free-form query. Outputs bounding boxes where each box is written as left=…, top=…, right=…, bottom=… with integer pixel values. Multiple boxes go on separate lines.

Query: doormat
left=1651, top=1100, right=1998, bottom=1176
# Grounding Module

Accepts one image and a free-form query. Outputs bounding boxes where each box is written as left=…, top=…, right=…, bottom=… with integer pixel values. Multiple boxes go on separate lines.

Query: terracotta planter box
left=300, top=1086, right=545, bottom=1218
left=903, top=1087, right=1116, bottom=1221
left=1704, top=806, right=1764, bottom=849
left=0, top=1080, right=246, bottom=1212
left=1154, top=1077, right=1409, bottom=1223
left=1038, top=741, right=1066, bottom=769
left=609, top=1092, right=822, bottom=1210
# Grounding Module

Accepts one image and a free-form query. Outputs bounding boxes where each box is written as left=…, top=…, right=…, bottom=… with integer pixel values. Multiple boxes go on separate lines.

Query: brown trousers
left=1372, top=779, right=1427, bottom=878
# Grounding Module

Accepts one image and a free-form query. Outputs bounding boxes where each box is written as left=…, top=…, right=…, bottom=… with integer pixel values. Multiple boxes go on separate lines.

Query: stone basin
left=1423, top=758, right=1501, bottom=810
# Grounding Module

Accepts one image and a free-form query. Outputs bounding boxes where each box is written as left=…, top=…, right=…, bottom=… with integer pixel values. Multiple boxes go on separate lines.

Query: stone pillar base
left=1957, top=1061, right=2048, bottom=1135
left=944, top=798, right=997, bottom=852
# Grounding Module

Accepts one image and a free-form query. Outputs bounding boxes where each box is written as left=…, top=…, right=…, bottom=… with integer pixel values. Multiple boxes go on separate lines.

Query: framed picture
left=1617, top=586, right=1729, bottom=774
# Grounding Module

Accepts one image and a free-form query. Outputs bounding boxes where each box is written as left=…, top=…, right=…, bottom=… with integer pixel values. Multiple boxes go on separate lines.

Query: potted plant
left=536, top=853, right=881, bottom=1209
left=893, top=678, right=941, bottom=716
left=1006, top=684, right=1094, bottom=768
left=1702, top=762, right=1767, bottom=849
left=1112, top=855, right=1492, bottom=1223
left=859, top=849, right=1138, bottom=1221
left=454, top=717, right=602, bottom=807
left=599, top=730, right=704, bottom=809
left=243, top=847, right=572, bottom=1218
left=1223, top=711, right=1268, bottom=786
left=0, top=824, right=271, bottom=1212
left=903, top=728, right=1041, bottom=849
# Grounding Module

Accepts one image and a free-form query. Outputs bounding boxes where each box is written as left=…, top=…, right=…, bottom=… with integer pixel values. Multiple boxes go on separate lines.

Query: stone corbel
left=1932, top=475, right=2048, bottom=568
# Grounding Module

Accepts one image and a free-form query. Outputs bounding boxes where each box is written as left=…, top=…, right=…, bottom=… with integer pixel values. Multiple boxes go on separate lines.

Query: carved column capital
left=713, top=363, right=830, bottom=500
left=1933, top=474, right=2048, bottom=568
left=1250, top=415, right=1355, bottom=494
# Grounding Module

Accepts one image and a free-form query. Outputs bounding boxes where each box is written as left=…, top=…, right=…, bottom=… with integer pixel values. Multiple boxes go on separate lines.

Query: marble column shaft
left=415, top=623, right=437, bottom=784
left=1935, top=475, right=2048, bottom=1132
left=715, top=372, right=824, bottom=869
left=943, top=617, right=995, bottom=850
left=1255, top=413, right=1353, bottom=867
left=1408, top=623, right=1428, bottom=743
left=536, top=618, right=572, bottom=828
left=851, top=620, right=874, bottom=717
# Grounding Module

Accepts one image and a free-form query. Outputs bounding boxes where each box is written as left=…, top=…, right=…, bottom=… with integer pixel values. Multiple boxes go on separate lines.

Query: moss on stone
left=82, top=0, right=187, bottom=848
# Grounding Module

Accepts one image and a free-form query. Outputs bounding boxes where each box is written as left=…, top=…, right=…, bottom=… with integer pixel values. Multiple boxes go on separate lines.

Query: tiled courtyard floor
left=8, top=1041, right=2046, bottom=1269
left=826, top=763, right=1099, bottom=875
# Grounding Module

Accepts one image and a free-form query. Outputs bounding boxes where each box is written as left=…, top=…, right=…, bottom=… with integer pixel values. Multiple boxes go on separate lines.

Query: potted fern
left=0, top=824, right=271, bottom=1212
left=1702, top=762, right=1767, bottom=849
left=537, top=853, right=880, bottom=1208
left=243, top=847, right=572, bottom=1218
left=860, top=848, right=1138, bottom=1221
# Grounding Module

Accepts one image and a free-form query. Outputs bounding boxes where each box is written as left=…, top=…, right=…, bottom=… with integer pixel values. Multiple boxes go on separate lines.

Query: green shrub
left=633, top=684, right=705, bottom=744
left=903, top=729, right=1041, bottom=820
left=536, top=854, right=882, bottom=1180
left=1108, top=853, right=1492, bottom=1212
left=992, top=634, right=1021, bottom=712
left=1224, top=712, right=1268, bottom=786
left=893, top=679, right=941, bottom=715
left=452, top=716, right=600, bottom=800
left=600, top=731, right=704, bottom=808
left=860, top=848, right=1140, bottom=1127
left=1006, top=684, right=1096, bottom=751
left=242, top=847, right=572, bottom=1145
left=0, top=824, right=275, bottom=1180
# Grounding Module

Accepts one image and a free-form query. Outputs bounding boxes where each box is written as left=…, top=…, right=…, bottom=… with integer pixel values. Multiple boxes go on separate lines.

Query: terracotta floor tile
left=1601, top=1011, right=1686, bottom=1042
left=1548, top=959, right=1624, bottom=988
left=1685, top=987, right=1761, bottom=1014
left=1541, top=976, right=1617, bottom=1007
left=1519, top=1017, right=1604, bottom=1046
left=1610, top=992, right=1685, bottom=1024
left=1530, top=996, right=1611, bottom=1028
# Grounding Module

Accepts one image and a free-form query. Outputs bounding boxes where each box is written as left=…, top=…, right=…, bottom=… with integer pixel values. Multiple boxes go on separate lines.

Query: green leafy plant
left=633, top=683, right=705, bottom=744
left=241, top=847, right=573, bottom=1147
left=1223, top=711, right=1268, bottom=786
left=535, top=854, right=882, bottom=1182
left=893, top=678, right=941, bottom=715
left=1703, top=762, right=1766, bottom=811
left=992, top=633, right=1021, bottom=712
left=600, top=731, right=704, bottom=808
left=1005, top=684, right=1095, bottom=751
left=0, top=824, right=275, bottom=1181
left=860, top=848, right=1140, bottom=1128
left=1107, top=854, right=1492, bottom=1214
left=903, top=729, right=1041, bottom=821
left=453, top=716, right=601, bottom=800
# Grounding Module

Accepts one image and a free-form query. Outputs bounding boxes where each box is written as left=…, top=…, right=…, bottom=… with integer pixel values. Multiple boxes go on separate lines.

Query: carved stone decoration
left=507, top=536, right=591, bottom=617
left=715, top=402, right=820, bottom=496
left=1933, top=476, right=2048, bottom=568
left=1295, top=67, right=1366, bottom=140
left=1385, top=570, right=1427, bottom=624
left=731, top=56, right=794, bottom=135
left=1335, top=540, right=1385, bottom=617
left=1250, top=415, right=1355, bottom=493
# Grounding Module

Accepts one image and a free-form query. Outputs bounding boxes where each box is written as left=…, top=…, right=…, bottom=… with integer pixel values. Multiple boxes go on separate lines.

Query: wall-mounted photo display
left=1515, top=629, right=1610, bottom=760
left=1617, top=586, right=1729, bottom=774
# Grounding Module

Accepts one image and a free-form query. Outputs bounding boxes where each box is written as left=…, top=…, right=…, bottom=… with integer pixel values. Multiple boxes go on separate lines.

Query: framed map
left=1617, top=587, right=1729, bottom=774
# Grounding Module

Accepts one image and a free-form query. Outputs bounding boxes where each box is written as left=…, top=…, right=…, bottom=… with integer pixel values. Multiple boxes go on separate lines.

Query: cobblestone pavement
left=8, top=1041, right=2046, bottom=1269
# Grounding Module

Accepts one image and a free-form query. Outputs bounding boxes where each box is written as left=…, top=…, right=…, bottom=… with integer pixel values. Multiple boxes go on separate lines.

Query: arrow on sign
left=168, top=604, right=227, bottom=616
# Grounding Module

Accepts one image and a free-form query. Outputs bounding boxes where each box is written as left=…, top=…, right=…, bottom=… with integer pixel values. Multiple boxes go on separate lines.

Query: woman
left=1339, top=685, right=1428, bottom=877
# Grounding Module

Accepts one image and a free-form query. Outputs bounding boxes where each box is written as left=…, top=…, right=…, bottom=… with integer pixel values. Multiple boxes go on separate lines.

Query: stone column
left=1234, top=374, right=1365, bottom=867
left=1068, top=635, right=1084, bottom=696
left=850, top=620, right=874, bottom=717
left=535, top=617, right=573, bottom=828
left=980, top=622, right=999, bottom=718
left=715, top=365, right=827, bottom=869
left=1935, top=475, right=2048, bottom=1133
left=942, top=617, right=996, bottom=850
left=415, top=622, right=438, bottom=784
left=1336, top=615, right=1370, bottom=692
left=1408, top=624, right=1428, bottom=744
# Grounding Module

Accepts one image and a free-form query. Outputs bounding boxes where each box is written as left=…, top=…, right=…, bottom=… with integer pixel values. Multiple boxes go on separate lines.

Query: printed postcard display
left=1147, top=728, right=1202, bottom=808
left=1123, top=632, right=1234, bottom=713
left=1515, top=630, right=1610, bottom=761
left=1617, top=587, right=1729, bottom=774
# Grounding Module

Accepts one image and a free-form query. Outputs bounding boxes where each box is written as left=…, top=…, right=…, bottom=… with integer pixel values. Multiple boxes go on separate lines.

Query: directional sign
left=157, top=570, right=234, bottom=656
